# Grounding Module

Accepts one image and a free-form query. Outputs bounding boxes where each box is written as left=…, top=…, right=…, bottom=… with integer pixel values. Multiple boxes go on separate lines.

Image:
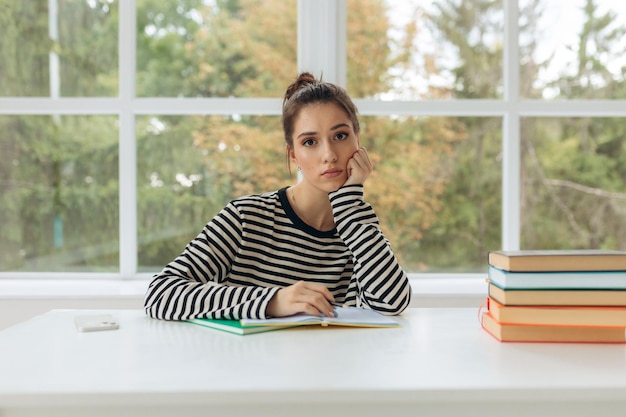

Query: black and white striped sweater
left=144, top=184, right=411, bottom=320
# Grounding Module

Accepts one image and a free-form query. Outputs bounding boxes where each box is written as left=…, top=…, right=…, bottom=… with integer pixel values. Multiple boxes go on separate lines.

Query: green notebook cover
left=185, top=318, right=302, bottom=335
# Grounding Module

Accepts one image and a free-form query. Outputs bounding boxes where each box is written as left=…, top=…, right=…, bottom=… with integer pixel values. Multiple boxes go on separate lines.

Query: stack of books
left=481, top=250, right=626, bottom=343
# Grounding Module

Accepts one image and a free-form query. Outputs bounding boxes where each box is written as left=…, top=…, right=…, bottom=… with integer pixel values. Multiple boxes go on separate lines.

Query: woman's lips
left=322, top=169, right=343, bottom=178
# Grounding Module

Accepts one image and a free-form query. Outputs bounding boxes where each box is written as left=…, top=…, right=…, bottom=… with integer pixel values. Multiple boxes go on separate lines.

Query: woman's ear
left=287, top=145, right=297, bottom=166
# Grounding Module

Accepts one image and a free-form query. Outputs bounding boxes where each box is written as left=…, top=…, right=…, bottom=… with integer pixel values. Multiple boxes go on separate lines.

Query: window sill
left=0, top=274, right=488, bottom=302
left=0, top=279, right=148, bottom=299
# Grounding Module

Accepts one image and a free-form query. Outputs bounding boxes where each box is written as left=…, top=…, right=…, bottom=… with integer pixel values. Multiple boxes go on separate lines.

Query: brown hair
left=282, top=72, right=360, bottom=172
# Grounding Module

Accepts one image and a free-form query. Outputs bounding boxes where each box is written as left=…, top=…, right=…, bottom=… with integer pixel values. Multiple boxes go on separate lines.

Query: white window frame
left=1, top=0, right=626, bottom=301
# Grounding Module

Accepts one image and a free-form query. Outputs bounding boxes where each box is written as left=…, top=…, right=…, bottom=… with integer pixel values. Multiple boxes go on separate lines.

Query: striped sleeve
left=329, top=185, right=412, bottom=315
left=143, top=202, right=279, bottom=321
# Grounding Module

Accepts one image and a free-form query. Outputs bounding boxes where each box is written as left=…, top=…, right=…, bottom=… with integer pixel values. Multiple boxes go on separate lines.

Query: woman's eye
left=303, top=138, right=316, bottom=147
left=335, top=132, right=348, bottom=141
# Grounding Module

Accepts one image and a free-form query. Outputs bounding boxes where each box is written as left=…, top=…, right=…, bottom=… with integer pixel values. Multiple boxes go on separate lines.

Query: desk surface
left=1, top=308, right=626, bottom=417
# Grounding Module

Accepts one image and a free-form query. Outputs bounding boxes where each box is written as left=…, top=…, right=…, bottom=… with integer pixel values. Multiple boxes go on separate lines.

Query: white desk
left=1, top=308, right=626, bottom=417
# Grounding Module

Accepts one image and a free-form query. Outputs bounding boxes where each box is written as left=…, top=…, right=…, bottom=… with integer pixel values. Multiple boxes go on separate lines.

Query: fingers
left=345, top=147, right=373, bottom=186
left=295, top=281, right=335, bottom=317
left=352, top=147, right=373, bottom=170
left=267, top=281, right=336, bottom=318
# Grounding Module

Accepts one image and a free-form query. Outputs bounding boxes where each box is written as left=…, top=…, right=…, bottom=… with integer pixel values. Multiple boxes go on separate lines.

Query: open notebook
left=186, top=306, right=400, bottom=335
left=240, top=305, right=400, bottom=328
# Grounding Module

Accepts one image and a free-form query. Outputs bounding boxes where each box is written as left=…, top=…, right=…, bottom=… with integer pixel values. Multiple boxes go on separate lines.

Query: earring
left=297, top=167, right=302, bottom=171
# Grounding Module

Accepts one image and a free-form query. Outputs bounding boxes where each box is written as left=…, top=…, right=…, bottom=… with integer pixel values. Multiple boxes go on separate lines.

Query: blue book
left=487, top=265, right=626, bottom=290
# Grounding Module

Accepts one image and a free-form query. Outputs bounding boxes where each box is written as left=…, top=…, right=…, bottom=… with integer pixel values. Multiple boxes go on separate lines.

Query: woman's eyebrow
left=296, top=123, right=351, bottom=139
left=330, top=123, right=350, bottom=130
left=296, top=130, right=317, bottom=139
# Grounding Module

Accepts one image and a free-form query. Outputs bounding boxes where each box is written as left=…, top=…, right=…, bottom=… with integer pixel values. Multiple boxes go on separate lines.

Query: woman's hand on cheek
left=344, top=147, right=373, bottom=187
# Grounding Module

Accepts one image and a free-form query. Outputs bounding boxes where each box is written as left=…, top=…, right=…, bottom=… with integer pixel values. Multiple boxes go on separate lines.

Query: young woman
left=144, top=72, right=412, bottom=321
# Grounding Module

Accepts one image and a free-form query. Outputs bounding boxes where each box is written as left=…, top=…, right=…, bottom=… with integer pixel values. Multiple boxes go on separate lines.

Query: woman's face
left=289, top=102, right=359, bottom=193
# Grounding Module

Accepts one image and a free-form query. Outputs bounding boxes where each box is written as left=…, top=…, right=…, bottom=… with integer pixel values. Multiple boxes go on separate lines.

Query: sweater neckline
left=278, top=187, right=337, bottom=238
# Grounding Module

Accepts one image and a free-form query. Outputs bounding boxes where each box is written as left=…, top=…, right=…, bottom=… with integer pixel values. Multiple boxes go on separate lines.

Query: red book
left=481, top=312, right=626, bottom=343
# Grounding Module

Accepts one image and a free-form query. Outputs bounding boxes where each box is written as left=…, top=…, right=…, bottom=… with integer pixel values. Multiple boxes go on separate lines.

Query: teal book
left=185, top=318, right=303, bottom=335
left=488, top=265, right=626, bottom=290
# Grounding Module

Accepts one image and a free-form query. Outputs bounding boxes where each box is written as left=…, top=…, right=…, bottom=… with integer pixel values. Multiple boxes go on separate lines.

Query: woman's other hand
left=267, top=281, right=336, bottom=318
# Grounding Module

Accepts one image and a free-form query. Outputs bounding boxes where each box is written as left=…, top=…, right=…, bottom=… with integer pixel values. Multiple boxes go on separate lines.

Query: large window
left=1, top=0, right=625, bottom=279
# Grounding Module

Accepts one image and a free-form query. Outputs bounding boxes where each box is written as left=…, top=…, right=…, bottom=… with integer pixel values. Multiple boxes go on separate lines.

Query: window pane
left=0, top=0, right=118, bottom=97
left=363, top=116, right=502, bottom=272
left=347, top=0, right=503, bottom=100
left=521, top=118, right=626, bottom=248
left=0, top=115, right=119, bottom=272
left=520, top=0, right=626, bottom=99
left=136, top=0, right=297, bottom=98
left=136, top=115, right=290, bottom=271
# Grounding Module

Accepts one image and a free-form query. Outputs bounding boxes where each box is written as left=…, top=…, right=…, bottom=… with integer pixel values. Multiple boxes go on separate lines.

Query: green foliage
left=420, top=0, right=504, bottom=270
left=428, top=0, right=503, bottom=99
left=520, top=0, right=626, bottom=252
left=0, top=1, right=51, bottom=96
left=0, top=115, right=119, bottom=271
left=57, top=0, right=119, bottom=96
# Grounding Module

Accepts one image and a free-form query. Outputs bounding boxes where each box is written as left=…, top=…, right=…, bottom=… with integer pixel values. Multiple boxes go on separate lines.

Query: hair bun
left=283, top=72, right=319, bottom=103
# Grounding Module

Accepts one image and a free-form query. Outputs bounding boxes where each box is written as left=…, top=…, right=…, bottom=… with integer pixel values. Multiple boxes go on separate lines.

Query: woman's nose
left=323, top=141, right=338, bottom=163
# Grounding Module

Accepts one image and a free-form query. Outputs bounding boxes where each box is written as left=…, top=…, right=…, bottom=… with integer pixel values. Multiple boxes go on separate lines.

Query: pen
left=328, top=302, right=343, bottom=318
left=319, top=302, right=342, bottom=318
